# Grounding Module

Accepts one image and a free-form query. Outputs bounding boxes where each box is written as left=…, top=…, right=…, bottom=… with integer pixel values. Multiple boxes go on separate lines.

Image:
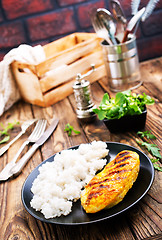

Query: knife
left=0, top=118, right=59, bottom=181
left=122, top=7, right=145, bottom=43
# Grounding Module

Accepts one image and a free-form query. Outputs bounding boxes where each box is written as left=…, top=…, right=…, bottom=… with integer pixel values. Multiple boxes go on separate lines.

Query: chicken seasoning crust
left=81, top=150, right=140, bottom=213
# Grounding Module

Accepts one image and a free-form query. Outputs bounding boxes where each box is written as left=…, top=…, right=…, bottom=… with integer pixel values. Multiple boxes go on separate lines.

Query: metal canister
left=101, top=34, right=142, bottom=92
left=73, top=65, right=96, bottom=122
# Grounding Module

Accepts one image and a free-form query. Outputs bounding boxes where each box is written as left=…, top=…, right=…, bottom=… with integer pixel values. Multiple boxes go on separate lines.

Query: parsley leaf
left=0, top=135, right=10, bottom=144
left=0, top=121, right=19, bottom=144
left=136, top=139, right=161, bottom=159
left=136, top=132, right=162, bottom=172
left=153, top=163, right=162, bottom=171
left=137, top=131, right=156, bottom=139
left=142, top=142, right=161, bottom=159
left=64, top=123, right=81, bottom=137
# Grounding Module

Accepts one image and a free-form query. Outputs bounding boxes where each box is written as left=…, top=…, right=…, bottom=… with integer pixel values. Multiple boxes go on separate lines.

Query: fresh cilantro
left=64, top=123, right=81, bottom=137
left=137, top=131, right=156, bottom=139
left=93, top=90, right=155, bottom=120
left=0, top=121, right=19, bottom=144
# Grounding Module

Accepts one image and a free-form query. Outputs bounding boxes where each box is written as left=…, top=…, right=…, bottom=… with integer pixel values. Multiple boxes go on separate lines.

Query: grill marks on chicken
left=81, top=150, right=140, bottom=213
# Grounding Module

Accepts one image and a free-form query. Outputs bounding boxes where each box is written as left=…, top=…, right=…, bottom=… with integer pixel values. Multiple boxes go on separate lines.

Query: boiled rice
left=30, top=141, right=109, bottom=219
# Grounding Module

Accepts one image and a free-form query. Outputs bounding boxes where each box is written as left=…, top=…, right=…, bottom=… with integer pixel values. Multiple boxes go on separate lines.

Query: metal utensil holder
left=101, top=34, right=142, bottom=92
left=73, top=65, right=96, bottom=122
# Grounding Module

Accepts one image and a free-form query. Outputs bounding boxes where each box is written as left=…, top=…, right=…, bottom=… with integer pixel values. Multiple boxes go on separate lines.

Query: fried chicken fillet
left=81, top=150, right=140, bottom=213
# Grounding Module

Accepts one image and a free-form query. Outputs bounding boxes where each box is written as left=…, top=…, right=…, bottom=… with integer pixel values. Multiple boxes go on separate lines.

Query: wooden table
left=0, top=57, right=162, bottom=240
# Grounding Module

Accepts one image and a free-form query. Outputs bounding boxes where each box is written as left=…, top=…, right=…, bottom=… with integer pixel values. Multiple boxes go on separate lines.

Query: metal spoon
left=110, top=0, right=127, bottom=42
left=90, top=9, right=113, bottom=45
left=110, top=0, right=127, bottom=25
left=96, top=8, right=117, bottom=45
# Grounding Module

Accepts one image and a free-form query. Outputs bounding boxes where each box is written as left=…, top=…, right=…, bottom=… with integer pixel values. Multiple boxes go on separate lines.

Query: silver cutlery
left=0, top=118, right=59, bottom=181
left=131, top=0, right=159, bottom=38
left=0, top=119, right=47, bottom=181
left=90, top=9, right=113, bottom=45
left=122, top=7, right=145, bottom=43
left=0, top=119, right=37, bottom=157
left=131, top=0, right=159, bottom=19
left=110, top=0, right=127, bottom=24
left=131, top=0, right=141, bottom=15
left=96, top=8, right=117, bottom=45
left=142, top=0, right=160, bottom=21
left=110, top=0, right=127, bottom=42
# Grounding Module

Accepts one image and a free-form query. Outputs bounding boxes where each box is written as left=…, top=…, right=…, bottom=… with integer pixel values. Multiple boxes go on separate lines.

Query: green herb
left=136, top=139, right=161, bottom=159
left=137, top=131, right=156, bottom=139
left=150, top=158, right=162, bottom=171
left=64, top=123, right=81, bottom=137
left=136, top=131, right=162, bottom=171
left=0, top=120, right=19, bottom=144
left=151, top=158, right=160, bottom=163
left=0, top=135, right=10, bottom=144
left=153, top=163, right=162, bottom=171
left=93, top=90, right=155, bottom=120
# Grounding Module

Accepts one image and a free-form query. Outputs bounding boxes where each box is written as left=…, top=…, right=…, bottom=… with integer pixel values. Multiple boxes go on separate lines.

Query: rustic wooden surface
left=0, top=57, right=162, bottom=240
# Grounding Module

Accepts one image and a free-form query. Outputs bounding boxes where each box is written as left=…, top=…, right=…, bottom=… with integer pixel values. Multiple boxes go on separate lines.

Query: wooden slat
left=43, top=32, right=97, bottom=59
left=11, top=61, right=45, bottom=106
left=40, top=51, right=104, bottom=93
left=43, top=64, right=106, bottom=106
left=36, top=37, right=101, bottom=77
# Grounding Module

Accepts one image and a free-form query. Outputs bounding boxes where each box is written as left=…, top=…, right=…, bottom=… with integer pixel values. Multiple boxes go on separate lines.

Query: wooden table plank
left=0, top=57, right=162, bottom=240
left=140, top=57, right=162, bottom=102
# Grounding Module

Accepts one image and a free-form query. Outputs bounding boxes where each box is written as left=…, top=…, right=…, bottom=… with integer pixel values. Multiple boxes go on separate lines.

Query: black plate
left=21, top=142, right=154, bottom=225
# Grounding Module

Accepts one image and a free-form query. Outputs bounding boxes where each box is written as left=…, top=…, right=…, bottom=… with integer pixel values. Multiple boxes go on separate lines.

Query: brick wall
left=0, top=0, right=161, bottom=61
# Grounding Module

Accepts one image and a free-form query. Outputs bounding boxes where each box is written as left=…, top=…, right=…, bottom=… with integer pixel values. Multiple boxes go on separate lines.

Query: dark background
left=0, top=0, right=161, bottom=61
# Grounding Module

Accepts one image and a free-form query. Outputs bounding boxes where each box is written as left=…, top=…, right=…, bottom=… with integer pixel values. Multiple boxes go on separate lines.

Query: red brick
left=58, top=0, right=85, bottom=7
left=27, top=9, right=76, bottom=42
left=0, top=9, right=4, bottom=22
left=2, top=0, right=53, bottom=20
left=77, top=0, right=105, bottom=28
left=116, top=0, right=131, bottom=17
left=31, top=40, right=50, bottom=47
left=141, top=12, right=162, bottom=36
left=137, top=35, right=162, bottom=61
left=0, top=52, right=6, bottom=61
left=135, top=25, right=142, bottom=39
left=0, top=22, right=26, bottom=48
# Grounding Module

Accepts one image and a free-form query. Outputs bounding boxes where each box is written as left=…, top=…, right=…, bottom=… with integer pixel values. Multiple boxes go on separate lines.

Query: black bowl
left=103, top=106, right=147, bottom=133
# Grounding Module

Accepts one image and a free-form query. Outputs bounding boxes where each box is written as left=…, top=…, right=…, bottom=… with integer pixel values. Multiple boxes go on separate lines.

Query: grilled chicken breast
left=81, top=150, right=140, bottom=213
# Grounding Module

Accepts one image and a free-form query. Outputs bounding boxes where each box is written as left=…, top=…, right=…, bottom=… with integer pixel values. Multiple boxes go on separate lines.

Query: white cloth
left=0, top=44, right=46, bottom=116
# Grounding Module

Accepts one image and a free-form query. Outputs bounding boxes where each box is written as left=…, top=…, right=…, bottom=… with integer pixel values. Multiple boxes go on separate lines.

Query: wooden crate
left=11, top=32, right=106, bottom=107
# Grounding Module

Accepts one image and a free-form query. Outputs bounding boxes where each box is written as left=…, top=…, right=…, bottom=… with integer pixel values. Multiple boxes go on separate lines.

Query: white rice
left=30, top=141, right=109, bottom=219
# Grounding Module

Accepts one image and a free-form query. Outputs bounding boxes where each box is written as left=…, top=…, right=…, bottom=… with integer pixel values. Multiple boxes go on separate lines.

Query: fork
left=90, top=9, right=113, bottom=45
left=0, top=119, right=47, bottom=181
left=0, top=119, right=37, bottom=157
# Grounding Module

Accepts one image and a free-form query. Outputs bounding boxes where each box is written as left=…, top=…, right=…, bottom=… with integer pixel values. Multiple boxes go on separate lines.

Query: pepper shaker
left=73, top=64, right=96, bottom=123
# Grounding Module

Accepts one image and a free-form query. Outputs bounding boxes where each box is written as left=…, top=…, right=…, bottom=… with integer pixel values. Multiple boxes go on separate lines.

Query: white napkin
left=0, top=44, right=46, bottom=116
